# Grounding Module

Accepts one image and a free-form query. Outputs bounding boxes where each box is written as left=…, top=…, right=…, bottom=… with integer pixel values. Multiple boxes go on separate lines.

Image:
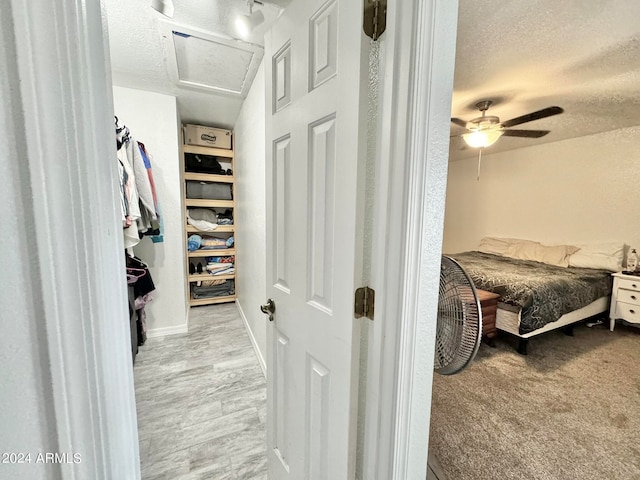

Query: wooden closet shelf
left=190, top=295, right=237, bottom=306
left=182, top=130, right=236, bottom=310
left=183, top=172, right=234, bottom=183
left=188, top=273, right=235, bottom=282
left=186, top=199, right=234, bottom=208
left=188, top=248, right=235, bottom=258
left=186, top=225, right=235, bottom=233
left=183, top=144, right=234, bottom=159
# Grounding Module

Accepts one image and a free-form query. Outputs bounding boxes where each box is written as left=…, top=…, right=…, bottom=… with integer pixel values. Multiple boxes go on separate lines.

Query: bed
left=450, top=251, right=613, bottom=354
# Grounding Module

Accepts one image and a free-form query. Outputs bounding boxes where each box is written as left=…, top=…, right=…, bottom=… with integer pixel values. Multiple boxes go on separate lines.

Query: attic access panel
left=160, top=21, right=264, bottom=97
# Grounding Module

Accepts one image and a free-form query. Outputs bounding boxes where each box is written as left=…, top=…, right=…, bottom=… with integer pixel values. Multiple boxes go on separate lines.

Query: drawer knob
left=633, top=284, right=638, bottom=288
left=631, top=309, right=636, bottom=314
left=632, top=295, right=637, bottom=300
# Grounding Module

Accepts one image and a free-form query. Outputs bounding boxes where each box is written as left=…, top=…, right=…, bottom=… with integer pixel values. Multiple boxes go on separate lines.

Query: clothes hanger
left=126, top=268, right=147, bottom=284
left=126, top=253, right=148, bottom=269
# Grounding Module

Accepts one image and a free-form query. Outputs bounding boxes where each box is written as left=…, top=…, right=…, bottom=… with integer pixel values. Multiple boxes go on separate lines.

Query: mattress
left=451, top=251, right=613, bottom=334
left=495, top=296, right=610, bottom=338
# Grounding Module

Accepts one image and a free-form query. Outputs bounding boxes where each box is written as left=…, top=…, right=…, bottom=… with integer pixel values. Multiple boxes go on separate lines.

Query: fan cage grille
left=435, top=256, right=482, bottom=375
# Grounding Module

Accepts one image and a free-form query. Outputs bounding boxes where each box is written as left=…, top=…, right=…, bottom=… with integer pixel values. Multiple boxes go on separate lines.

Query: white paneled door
left=264, top=0, right=368, bottom=478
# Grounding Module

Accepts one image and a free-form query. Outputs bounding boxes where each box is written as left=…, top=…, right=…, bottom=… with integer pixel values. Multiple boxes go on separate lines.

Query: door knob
left=260, top=298, right=276, bottom=321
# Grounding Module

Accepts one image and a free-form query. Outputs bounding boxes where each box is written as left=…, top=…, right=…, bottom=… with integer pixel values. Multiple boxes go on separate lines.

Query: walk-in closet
left=105, top=1, right=278, bottom=477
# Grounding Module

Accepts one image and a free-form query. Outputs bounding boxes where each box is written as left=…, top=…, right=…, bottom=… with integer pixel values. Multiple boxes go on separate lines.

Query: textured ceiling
left=105, top=0, right=281, bottom=128
left=450, top=0, right=640, bottom=160
left=106, top=1, right=640, bottom=139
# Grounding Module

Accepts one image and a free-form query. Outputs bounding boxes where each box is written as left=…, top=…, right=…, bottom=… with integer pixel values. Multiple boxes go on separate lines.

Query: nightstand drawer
left=615, top=301, right=640, bottom=324
left=483, top=312, right=496, bottom=322
left=618, top=289, right=640, bottom=305
left=482, top=304, right=498, bottom=317
left=477, top=289, right=499, bottom=342
left=618, top=278, right=640, bottom=292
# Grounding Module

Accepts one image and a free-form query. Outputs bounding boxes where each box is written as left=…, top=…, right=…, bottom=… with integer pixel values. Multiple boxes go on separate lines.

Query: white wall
left=234, top=60, right=267, bottom=372
left=112, top=86, right=188, bottom=334
left=443, top=125, right=640, bottom=254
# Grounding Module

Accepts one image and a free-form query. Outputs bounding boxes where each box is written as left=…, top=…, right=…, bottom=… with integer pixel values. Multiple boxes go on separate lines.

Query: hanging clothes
left=125, top=137, right=156, bottom=225
left=114, top=116, right=161, bottom=354
left=138, top=141, right=164, bottom=243
left=118, top=146, right=142, bottom=247
left=126, top=254, right=155, bottom=346
left=114, top=117, right=163, bottom=246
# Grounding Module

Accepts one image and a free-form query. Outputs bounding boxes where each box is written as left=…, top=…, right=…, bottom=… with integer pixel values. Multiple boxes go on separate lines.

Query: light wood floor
left=134, top=303, right=267, bottom=479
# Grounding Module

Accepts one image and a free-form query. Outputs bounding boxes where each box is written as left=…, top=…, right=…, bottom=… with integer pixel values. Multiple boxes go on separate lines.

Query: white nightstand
left=609, top=272, right=640, bottom=331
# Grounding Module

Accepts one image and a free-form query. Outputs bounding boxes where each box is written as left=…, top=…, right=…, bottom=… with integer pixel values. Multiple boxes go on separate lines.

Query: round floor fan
left=434, top=256, right=483, bottom=375
left=428, top=256, right=484, bottom=479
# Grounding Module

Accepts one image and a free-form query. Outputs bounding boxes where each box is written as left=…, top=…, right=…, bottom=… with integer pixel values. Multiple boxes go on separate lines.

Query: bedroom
left=3, top=0, right=459, bottom=478
left=430, top=1, right=640, bottom=479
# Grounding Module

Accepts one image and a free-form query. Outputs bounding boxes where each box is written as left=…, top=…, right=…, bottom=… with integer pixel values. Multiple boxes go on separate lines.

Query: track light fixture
left=235, top=0, right=265, bottom=39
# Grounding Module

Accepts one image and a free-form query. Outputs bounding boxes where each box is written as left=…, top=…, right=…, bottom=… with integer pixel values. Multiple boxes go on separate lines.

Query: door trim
left=362, top=1, right=459, bottom=479
left=5, top=0, right=140, bottom=477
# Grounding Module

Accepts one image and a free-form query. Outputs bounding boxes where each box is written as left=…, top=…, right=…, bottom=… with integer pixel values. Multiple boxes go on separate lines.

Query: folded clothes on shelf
left=186, top=208, right=234, bottom=231
left=206, top=256, right=234, bottom=263
left=214, top=267, right=234, bottom=275
left=188, top=208, right=217, bottom=222
left=206, top=259, right=235, bottom=276
left=187, top=217, right=218, bottom=232
left=188, top=234, right=234, bottom=251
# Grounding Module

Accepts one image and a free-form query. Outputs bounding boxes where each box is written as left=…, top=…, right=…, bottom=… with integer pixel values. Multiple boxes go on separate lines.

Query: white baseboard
left=146, top=323, right=188, bottom=338
left=236, top=300, right=267, bottom=378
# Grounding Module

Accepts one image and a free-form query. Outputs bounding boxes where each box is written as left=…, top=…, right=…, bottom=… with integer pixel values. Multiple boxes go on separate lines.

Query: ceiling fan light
left=151, top=0, right=174, bottom=18
left=463, top=129, right=503, bottom=148
left=235, top=10, right=265, bottom=39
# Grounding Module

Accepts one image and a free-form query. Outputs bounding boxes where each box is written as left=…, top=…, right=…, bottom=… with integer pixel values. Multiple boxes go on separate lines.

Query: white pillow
left=504, top=241, right=579, bottom=267
left=568, top=243, right=624, bottom=271
left=477, top=237, right=521, bottom=256
left=502, top=239, right=540, bottom=259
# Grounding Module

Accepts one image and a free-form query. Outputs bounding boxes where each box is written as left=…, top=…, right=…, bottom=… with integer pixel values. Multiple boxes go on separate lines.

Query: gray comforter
left=450, top=252, right=613, bottom=334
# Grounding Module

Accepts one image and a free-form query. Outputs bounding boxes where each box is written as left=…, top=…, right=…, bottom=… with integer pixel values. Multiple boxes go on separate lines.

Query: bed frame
left=495, top=296, right=610, bottom=355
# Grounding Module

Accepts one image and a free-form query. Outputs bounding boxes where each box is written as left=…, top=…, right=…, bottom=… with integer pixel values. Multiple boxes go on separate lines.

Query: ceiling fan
left=451, top=100, right=564, bottom=149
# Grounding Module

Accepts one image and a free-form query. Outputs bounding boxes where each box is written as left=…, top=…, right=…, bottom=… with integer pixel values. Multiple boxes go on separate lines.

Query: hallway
left=134, top=303, right=267, bottom=479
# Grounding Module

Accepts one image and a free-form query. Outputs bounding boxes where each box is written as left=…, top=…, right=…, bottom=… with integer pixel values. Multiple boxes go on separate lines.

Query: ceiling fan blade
left=501, top=106, right=564, bottom=128
left=451, top=117, right=467, bottom=128
left=501, top=129, right=550, bottom=138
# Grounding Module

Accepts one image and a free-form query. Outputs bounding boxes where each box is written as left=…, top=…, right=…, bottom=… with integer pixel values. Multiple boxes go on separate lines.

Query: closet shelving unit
left=181, top=141, right=236, bottom=306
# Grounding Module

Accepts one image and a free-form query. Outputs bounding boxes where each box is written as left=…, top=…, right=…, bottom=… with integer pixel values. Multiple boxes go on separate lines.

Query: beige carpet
left=429, top=322, right=640, bottom=480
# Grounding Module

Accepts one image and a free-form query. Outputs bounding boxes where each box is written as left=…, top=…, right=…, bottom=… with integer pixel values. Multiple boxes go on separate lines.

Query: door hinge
left=363, top=0, right=387, bottom=41
left=355, top=287, right=375, bottom=320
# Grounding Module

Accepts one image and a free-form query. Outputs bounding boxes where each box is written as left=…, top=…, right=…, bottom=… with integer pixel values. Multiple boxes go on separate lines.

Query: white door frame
left=362, top=1, right=458, bottom=479
left=1, top=0, right=457, bottom=479
left=2, top=0, right=140, bottom=478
